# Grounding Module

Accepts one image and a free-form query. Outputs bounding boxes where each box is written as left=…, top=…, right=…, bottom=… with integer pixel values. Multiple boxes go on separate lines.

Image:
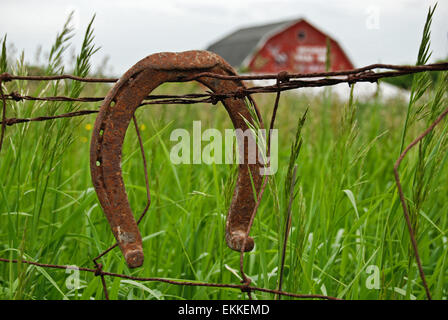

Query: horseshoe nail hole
left=96, top=160, right=101, bottom=167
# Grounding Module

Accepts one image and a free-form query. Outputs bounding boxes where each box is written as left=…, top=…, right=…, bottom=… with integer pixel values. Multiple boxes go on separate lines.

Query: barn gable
left=206, top=18, right=354, bottom=73
left=206, top=19, right=297, bottom=67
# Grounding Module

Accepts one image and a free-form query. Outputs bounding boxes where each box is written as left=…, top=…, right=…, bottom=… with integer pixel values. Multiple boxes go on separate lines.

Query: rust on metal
left=90, top=50, right=264, bottom=268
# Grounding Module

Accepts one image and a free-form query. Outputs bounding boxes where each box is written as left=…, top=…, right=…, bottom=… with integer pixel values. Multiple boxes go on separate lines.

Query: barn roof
left=206, top=19, right=299, bottom=67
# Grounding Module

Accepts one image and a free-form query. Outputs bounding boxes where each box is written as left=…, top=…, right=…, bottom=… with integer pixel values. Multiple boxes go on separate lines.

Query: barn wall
left=247, top=20, right=354, bottom=73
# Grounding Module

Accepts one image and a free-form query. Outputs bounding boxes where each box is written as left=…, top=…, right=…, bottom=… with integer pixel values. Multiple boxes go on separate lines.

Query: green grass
left=0, top=8, right=447, bottom=300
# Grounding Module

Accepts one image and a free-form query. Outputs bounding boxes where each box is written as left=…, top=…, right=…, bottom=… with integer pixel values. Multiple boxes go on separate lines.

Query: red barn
left=207, top=18, right=354, bottom=73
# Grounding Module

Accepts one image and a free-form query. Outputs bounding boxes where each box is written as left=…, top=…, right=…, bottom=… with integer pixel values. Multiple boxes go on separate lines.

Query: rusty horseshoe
left=90, top=50, right=264, bottom=268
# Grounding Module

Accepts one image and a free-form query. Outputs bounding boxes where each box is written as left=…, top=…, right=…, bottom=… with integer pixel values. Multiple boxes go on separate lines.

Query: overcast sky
left=1, top=0, right=447, bottom=75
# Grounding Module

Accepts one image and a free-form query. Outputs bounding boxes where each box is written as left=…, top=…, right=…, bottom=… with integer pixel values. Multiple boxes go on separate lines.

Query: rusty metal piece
left=90, top=50, right=264, bottom=268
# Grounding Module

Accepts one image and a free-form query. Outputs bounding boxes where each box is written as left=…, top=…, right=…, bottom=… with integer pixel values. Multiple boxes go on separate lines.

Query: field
left=0, top=11, right=447, bottom=300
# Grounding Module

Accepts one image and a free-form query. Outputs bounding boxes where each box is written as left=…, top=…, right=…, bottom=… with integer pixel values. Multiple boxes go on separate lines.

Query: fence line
left=0, top=62, right=447, bottom=300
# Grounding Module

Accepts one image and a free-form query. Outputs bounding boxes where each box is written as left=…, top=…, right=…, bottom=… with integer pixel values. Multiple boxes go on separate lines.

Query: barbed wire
left=0, top=62, right=446, bottom=83
left=1, top=63, right=446, bottom=128
left=0, top=257, right=339, bottom=300
left=0, top=61, right=447, bottom=300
